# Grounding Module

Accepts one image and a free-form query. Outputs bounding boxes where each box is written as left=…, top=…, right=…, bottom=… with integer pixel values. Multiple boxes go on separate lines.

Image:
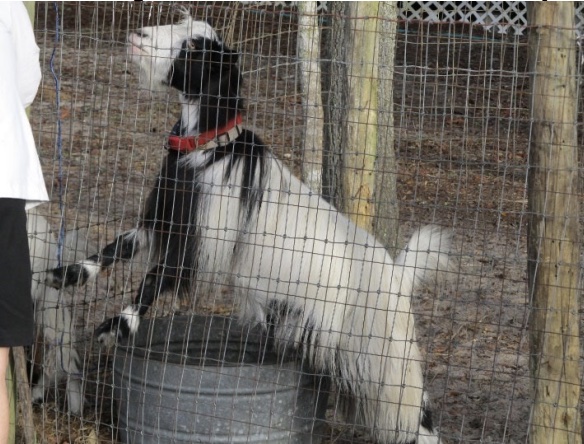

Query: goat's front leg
left=95, top=263, right=178, bottom=346
left=45, top=228, right=147, bottom=288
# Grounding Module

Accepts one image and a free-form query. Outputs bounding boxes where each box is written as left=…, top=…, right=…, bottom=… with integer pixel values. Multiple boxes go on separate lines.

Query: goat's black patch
left=95, top=315, right=130, bottom=341
left=49, top=263, right=91, bottom=288
left=134, top=265, right=180, bottom=316
left=266, top=300, right=290, bottom=324
left=421, top=405, right=434, bottom=432
left=299, top=319, right=314, bottom=349
left=99, top=232, right=141, bottom=268
left=221, top=131, right=267, bottom=223
left=170, top=37, right=243, bottom=133
left=299, top=317, right=320, bottom=365
left=142, top=151, right=201, bottom=289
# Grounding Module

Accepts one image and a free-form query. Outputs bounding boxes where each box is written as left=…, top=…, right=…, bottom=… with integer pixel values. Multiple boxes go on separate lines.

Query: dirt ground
left=21, top=3, right=582, bottom=444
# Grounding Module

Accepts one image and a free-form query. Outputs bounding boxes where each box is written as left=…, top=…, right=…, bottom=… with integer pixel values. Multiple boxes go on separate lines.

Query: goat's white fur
left=27, top=208, right=84, bottom=415
left=191, top=151, right=449, bottom=443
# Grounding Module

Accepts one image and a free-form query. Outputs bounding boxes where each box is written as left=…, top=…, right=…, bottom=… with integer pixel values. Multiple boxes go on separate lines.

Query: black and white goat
left=28, top=208, right=83, bottom=414
left=46, top=15, right=450, bottom=443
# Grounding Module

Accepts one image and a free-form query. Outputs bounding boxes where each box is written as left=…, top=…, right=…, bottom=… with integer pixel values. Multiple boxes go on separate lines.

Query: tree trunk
left=297, top=1, right=324, bottom=193
left=321, top=2, right=349, bottom=206
left=373, top=2, right=399, bottom=254
left=527, top=3, right=581, bottom=444
left=322, top=2, right=399, bottom=248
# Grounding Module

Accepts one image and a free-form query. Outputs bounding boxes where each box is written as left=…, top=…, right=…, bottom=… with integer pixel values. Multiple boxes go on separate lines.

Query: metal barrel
left=113, top=315, right=329, bottom=443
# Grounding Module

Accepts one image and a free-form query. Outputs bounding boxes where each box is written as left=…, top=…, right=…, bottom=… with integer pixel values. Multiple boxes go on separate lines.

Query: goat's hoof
left=95, top=316, right=127, bottom=347
left=45, top=265, right=86, bottom=288
left=31, top=386, right=45, bottom=404
left=45, top=267, right=67, bottom=288
left=66, top=381, right=85, bottom=416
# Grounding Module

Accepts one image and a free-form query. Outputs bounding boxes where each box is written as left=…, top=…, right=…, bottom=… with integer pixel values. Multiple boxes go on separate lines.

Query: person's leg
left=0, top=347, right=9, bottom=444
left=0, top=199, right=34, bottom=348
left=0, top=199, right=34, bottom=444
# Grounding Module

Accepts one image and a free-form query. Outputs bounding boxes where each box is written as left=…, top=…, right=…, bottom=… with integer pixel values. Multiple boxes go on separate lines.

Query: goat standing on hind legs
left=46, top=13, right=450, bottom=444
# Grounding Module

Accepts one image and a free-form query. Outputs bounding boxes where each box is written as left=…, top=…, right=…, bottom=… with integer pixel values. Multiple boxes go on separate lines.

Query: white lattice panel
left=245, top=2, right=583, bottom=37
left=576, top=2, right=584, bottom=34
left=399, top=1, right=528, bottom=35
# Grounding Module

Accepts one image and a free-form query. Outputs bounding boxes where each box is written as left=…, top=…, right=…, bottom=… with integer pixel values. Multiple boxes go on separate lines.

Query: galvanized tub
left=113, top=315, right=329, bottom=443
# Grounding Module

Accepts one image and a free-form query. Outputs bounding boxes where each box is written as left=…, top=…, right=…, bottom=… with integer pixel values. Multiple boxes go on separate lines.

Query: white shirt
left=0, top=2, right=49, bottom=209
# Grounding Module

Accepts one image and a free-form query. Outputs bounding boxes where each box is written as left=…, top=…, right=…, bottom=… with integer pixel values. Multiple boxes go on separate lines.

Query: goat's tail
left=395, top=225, right=452, bottom=298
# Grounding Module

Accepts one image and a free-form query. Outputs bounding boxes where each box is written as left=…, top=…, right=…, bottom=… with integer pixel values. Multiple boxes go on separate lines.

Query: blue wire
left=47, top=2, right=69, bottom=374
left=49, top=2, right=65, bottom=267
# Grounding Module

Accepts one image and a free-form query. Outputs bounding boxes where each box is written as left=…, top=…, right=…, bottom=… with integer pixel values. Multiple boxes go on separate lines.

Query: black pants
left=0, top=199, right=33, bottom=347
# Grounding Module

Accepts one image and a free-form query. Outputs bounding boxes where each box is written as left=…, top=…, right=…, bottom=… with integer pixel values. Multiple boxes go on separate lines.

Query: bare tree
left=321, top=2, right=398, bottom=250
left=297, top=1, right=324, bottom=193
left=373, top=2, right=399, bottom=253
left=321, top=1, right=349, bottom=207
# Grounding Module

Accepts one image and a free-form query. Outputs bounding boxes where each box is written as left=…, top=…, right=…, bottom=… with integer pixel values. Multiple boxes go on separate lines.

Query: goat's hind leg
left=339, top=343, right=441, bottom=444
left=95, top=263, right=178, bottom=346
left=45, top=228, right=146, bottom=288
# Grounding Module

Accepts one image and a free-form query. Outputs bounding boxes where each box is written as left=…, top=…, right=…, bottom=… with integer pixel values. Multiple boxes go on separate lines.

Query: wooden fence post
left=342, top=2, right=380, bottom=230
left=527, top=3, right=582, bottom=443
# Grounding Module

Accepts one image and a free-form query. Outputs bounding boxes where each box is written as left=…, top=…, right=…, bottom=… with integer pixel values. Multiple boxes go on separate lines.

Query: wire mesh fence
left=17, top=2, right=582, bottom=443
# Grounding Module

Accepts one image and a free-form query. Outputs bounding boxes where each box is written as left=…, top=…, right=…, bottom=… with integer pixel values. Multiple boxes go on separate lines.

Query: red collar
left=167, top=114, right=243, bottom=153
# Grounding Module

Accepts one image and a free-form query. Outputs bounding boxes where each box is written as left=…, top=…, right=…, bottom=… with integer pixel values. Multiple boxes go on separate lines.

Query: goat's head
left=128, top=14, right=240, bottom=100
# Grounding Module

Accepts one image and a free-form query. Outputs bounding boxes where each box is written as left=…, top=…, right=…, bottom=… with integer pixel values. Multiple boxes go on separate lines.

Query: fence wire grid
left=14, top=2, right=582, bottom=444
